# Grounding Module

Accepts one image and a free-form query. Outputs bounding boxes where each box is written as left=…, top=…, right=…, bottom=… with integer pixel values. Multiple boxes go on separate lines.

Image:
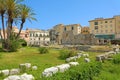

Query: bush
left=18, top=39, right=27, bottom=47
left=113, top=54, right=120, bottom=64
left=9, top=39, right=20, bottom=52
left=38, top=47, right=49, bottom=54
left=1, top=33, right=21, bottom=52
left=59, top=49, right=77, bottom=60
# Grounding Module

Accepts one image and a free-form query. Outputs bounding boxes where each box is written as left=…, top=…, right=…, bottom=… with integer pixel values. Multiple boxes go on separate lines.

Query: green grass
left=0, top=47, right=65, bottom=80
left=1, top=46, right=120, bottom=80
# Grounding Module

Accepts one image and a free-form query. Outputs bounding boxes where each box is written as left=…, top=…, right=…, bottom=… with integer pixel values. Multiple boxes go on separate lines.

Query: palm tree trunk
left=16, top=22, right=24, bottom=39
left=1, top=14, right=5, bottom=40
left=0, top=28, right=3, bottom=39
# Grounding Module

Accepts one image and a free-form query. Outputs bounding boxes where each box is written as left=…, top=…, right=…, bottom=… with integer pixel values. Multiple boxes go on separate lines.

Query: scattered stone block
left=56, top=64, right=70, bottom=72
left=9, top=68, right=20, bottom=75
left=83, top=53, right=89, bottom=57
left=69, top=62, right=79, bottom=66
left=4, top=75, right=20, bottom=80
left=32, top=66, right=38, bottom=70
left=84, top=58, right=90, bottom=62
left=1, top=69, right=9, bottom=76
left=42, top=71, right=52, bottom=77
left=25, top=63, right=31, bottom=69
left=21, top=73, right=34, bottom=80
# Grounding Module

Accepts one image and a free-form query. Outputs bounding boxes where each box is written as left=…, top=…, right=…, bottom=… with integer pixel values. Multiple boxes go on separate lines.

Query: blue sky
left=6, top=0, right=120, bottom=30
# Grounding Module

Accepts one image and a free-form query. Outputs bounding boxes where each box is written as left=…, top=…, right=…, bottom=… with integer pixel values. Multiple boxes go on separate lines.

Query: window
left=105, top=21, right=108, bottom=23
left=33, top=33, right=35, bottom=37
left=39, top=38, right=40, bottom=40
left=105, top=30, right=108, bottom=33
left=64, top=27, right=66, bottom=31
left=71, top=26, right=74, bottom=30
left=94, top=22, right=98, bottom=25
left=95, top=26, right=98, bottom=30
left=40, top=34, right=42, bottom=37
left=30, top=33, right=32, bottom=37
left=36, top=34, right=38, bottom=37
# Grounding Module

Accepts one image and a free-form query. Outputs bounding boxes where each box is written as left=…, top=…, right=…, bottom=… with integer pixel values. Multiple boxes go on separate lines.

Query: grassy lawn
left=0, top=47, right=65, bottom=79
left=0, top=46, right=120, bottom=80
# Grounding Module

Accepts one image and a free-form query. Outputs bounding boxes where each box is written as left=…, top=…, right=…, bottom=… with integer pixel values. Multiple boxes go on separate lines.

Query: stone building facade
left=89, top=15, right=120, bottom=40
left=51, top=24, right=82, bottom=44
left=61, top=31, right=99, bottom=45
left=81, top=27, right=90, bottom=34
left=28, top=29, right=50, bottom=46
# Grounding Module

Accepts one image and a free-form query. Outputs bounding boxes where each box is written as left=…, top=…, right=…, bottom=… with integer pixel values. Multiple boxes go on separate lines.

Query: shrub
left=1, top=33, right=21, bottom=52
left=38, top=47, right=49, bottom=54
left=18, top=39, right=27, bottom=47
left=59, top=49, right=77, bottom=60
left=113, top=54, right=120, bottom=64
left=9, top=39, right=20, bottom=52
left=59, top=49, right=70, bottom=59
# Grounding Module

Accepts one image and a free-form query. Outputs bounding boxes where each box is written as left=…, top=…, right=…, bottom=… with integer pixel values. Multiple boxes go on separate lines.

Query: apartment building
left=0, top=26, right=29, bottom=42
left=89, top=15, right=120, bottom=40
left=13, top=27, right=29, bottom=42
left=51, top=24, right=82, bottom=44
left=28, top=29, right=50, bottom=46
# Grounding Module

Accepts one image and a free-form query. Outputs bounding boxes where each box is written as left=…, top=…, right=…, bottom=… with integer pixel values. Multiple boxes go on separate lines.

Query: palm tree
left=0, top=0, right=6, bottom=40
left=2, top=0, right=24, bottom=50
left=5, top=0, right=23, bottom=38
left=16, top=4, right=36, bottom=38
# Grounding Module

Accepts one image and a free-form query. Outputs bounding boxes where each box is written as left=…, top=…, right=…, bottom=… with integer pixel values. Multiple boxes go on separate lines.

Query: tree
left=0, top=0, right=6, bottom=40
left=16, top=4, right=36, bottom=39
left=0, top=0, right=36, bottom=51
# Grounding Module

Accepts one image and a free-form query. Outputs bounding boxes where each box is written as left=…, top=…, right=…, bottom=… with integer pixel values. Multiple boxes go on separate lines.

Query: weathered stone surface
left=1, top=69, right=9, bottom=76
left=83, top=53, right=89, bottom=57
left=69, top=62, right=79, bottom=66
left=42, top=71, right=52, bottom=77
left=84, top=58, right=90, bottom=62
left=21, top=73, right=34, bottom=80
left=42, top=67, right=58, bottom=77
left=25, top=63, right=31, bottom=69
left=9, top=69, right=20, bottom=75
left=4, top=75, right=20, bottom=80
left=4, top=73, right=35, bottom=80
left=56, top=64, right=70, bottom=72
left=32, top=66, right=38, bottom=70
